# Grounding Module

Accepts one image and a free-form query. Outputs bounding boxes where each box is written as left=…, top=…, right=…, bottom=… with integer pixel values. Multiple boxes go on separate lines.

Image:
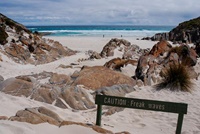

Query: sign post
left=96, top=104, right=102, bottom=126
left=95, top=95, right=187, bottom=134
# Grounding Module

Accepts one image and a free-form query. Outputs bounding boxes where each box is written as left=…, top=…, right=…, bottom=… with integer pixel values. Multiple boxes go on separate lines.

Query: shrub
left=155, top=63, right=193, bottom=92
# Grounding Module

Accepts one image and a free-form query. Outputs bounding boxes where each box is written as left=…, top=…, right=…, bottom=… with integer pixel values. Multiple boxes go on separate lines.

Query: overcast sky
left=0, top=0, right=200, bottom=26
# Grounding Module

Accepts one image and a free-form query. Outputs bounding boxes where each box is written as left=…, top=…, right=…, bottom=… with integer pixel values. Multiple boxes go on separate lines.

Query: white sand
left=0, top=36, right=200, bottom=134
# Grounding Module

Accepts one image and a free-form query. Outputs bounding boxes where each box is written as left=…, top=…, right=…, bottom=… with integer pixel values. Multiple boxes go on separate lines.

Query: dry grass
left=155, top=63, right=193, bottom=92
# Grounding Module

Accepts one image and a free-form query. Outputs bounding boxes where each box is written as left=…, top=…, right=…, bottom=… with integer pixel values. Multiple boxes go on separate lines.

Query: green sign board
left=95, top=95, right=188, bottom=134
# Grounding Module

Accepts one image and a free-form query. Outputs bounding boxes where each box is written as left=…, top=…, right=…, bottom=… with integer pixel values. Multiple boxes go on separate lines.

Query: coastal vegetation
left=155, top=63, right=193, bottom=92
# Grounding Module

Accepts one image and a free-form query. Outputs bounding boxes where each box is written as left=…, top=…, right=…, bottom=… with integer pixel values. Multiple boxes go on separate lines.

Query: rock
left=15, top=75, right=33, bottom=82
left=0, top=27, right=8, bottom=45
left=148, top=17, right=200, bottom=44
left=95, top=84, right=135, bottom=97
left=91, top=125, right=113, bottom=134
left=39, top=43, right=52, bottom=51
left=9, top=107, right=62, bottom=126
left=195, top=41, right=200, bottom=56
left=60, top=121, right=114, bottom=134
left=100, top=38, right=131, bottom=57
left=0, top=55, right=2, bottom=62
left=19, top=36, right=31, bottom=46
left=72, top=66, right=136, bottom=90
left=0, top=72, right=93, bottom=110
left=104, top=107, right=124, bottom=115
left=169, top=17, right=200, bottom=44
left=5, top=43, right=31, bottom=62
left=115, top=132, right=131, bottom=134
left=61, top=86, right=95, bottom=110
left=31, top=86, right=55, bottom=104
left=135, top=40, right=198, bottom=86
left=104, top=58, right=127, bottom=71
left=122, top=44, right=143, bottom=59
left=88, top=50, right=101, bottom=59
left=9, top=106, right=115, bottom=133
left=28, top=44, right=35, bottom=53
left=55, top=98, right=68, bottom=109
left=0, top=77, right=33, bottom=97
left=0, top=13, right=77, bottom=65
left=151, top=32, right=170, bottom=41
left=58, top=64, right=73, bottom=69
left=136, top=79, right=144, bottom=87
left=49, top=73, right=71, bottom=85
left=0, top=116, right=8, bottom=120
left=104, top=58, right=138, bottom=71
left=0, top=75, right=4, bottom=81
left=33, top=47, right=46, bottom=55
left=187, top=67, right=199, bottom=80
left=0, top=13, right=30, bottom=34
left=37, top=107, right=63, bottom=122
left=149, top=40, right=172, bottom=57
left=71, top=70, right=80, bottom=79
left=135, top=55, right=154, bottom=80
left=179, top=45, right=198, bottom=66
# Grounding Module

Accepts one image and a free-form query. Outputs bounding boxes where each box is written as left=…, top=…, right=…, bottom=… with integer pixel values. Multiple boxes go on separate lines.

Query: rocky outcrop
left=0, top=77, right=34, bottom=97
left=60, top=121, right=114, bottom=134
left=49, top=73, right=71, bottom=85
left=0, top=13, right=30, bottom=34
left=88, top=39, right=145, bottom=61
left=72, top=66, right=136, bottom=90
left=5, top=43, right=31, bottom=63
left=104, top=57, right=137, bottom=71
left=0, top=116, right=8, bottom=120
left=0, top=75, right=4, bottom=82
left=0, top=27, right=8, bottom=45
left=146, top=17, right=200, bottom=44
left=100, top=38, right=131, bottom=57
left=95, top=84, right=135, bottom=97
left=7, top=106, right=128, bottom=133
left=135, top=40, right=198, bottom=86
left=0, top=13, right=76, bottom=65
left=9, top=106, right=115, bottom=133
left=149, top=40, right=172, bottom=57
left=122, top=44, right=146, bottom=59
left=0, top=69, right=136, bottom=110
left=9, top=107, right=63, bottom=126
left=169, top=17, right=200, bottom=44
left=0, top=55, right=2, bottom=62
left=60, top=86, right=95, bottom=110
left=88, top=50, right=102, bottom=59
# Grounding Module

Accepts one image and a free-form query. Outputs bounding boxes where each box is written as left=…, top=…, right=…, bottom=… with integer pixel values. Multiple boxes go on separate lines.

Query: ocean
left=27, top=25, right=174, bottom=38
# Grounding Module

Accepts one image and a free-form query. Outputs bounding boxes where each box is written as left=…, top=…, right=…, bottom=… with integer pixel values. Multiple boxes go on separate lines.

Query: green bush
left=155, top=63, right=193, bottom=92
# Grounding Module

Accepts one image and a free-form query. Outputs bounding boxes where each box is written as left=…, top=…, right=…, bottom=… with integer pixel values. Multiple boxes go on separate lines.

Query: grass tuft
left=155, top=63, right=193, bottom=92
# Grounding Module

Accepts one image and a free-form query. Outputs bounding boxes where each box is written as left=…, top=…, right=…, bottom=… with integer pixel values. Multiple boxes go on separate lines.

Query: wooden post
left=96, top=104, right=102, bottom=126
left=176, top=113, right=184, bottom=134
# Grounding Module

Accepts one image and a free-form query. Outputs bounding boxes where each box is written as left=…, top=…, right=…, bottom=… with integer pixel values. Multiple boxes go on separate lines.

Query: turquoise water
left=27, top=25, right=174, bottom=38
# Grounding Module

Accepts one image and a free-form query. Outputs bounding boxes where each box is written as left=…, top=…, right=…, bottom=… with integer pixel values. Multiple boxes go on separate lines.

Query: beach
left=0, top=35, right=200, bottom=134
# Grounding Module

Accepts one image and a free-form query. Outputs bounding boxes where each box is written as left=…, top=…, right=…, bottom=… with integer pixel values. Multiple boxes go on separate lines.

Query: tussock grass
left=155, top=63, right=193, bottom=92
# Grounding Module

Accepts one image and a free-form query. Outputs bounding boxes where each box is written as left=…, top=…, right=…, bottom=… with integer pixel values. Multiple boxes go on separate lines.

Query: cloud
left=0, top=0, right=200, bottom=26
